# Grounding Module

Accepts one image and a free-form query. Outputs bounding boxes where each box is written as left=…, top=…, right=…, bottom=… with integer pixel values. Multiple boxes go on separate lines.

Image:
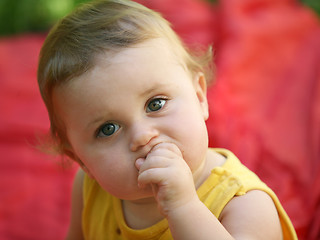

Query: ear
left=193, top=72, right=209, bottom=120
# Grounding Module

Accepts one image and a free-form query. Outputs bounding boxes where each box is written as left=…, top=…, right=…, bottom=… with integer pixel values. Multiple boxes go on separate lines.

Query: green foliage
left=0, top=0, right=90, bottom=36
left=301, top=0, right=320, bottom=16
left=0, top=0, right=318, bottom=36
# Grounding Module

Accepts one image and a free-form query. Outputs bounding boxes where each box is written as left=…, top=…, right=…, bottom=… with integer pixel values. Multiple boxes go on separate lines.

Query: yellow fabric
left=82, top=148, right=297, bottom=240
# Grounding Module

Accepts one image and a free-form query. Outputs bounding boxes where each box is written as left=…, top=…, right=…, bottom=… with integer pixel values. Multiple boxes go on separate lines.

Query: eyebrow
left=139, top=80, right=170, bottom=98
left=86, top=116, right=105, bottom=130
left=86, top=80, right=171, bottom=130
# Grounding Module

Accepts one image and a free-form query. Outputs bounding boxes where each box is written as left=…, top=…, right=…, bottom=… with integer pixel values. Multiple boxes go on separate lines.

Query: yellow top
left=82, top=148, right=297, bottom=240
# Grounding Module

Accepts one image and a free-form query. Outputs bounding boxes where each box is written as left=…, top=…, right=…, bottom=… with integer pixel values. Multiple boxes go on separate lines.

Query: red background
left=0, top=0, right=319, bottom=239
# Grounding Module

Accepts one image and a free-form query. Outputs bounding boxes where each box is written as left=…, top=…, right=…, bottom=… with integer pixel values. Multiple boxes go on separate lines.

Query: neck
left=193, top=149, right=225, bottom=189
left=122, top=197, right=164, bottom=229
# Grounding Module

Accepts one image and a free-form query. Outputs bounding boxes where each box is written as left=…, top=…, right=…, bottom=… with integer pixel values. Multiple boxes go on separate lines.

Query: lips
left=134, top=141, right=164, bottom=171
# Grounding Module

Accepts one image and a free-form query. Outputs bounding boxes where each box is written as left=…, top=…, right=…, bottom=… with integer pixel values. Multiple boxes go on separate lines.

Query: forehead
left=67, top=38, right=189, bottom=93
left=52, top=38, right=192, bottom=115
left=94, top=38, right=185, bottom=73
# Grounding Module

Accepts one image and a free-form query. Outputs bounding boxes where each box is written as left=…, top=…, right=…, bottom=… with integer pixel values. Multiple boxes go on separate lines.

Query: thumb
left=135, top=158, right=145, bottom=171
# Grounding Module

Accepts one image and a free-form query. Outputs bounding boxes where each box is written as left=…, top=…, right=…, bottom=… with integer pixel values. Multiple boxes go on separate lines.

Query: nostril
left=130, top=127, right=159, bottom=152
left=130, top=137, right=152, bottom=152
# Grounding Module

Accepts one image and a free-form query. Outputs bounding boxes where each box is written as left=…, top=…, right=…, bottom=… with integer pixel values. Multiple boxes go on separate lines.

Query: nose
left=129, top=120, right=159, bottom=152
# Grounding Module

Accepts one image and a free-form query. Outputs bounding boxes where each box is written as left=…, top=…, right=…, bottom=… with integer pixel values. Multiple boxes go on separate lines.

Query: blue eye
left=147, top=98, right=166, bottom=112
left=97, top=123, right=120, bottom=137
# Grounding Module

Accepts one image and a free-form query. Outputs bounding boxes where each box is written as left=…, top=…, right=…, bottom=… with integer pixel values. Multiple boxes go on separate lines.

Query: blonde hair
left=38, top=0, right=214, bottom=160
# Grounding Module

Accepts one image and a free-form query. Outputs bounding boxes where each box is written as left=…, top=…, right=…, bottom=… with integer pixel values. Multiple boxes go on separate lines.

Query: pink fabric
left=0, top=35, right=77, bottom=240
left=206, top=1, right=320, bottom=238
left=0, top=0, right=319, bottom=239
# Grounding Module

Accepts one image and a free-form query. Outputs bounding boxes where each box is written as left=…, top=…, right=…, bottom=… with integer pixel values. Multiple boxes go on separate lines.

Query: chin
left=115, top=186, right=154, bottom=201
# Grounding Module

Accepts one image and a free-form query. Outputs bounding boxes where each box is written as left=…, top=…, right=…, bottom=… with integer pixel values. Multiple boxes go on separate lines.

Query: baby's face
left=53, top=38, right=209, bottom=201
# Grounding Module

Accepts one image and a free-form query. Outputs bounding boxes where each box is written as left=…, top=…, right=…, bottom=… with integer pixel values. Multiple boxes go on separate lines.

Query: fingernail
left=135, top=158, right=144, bottom=170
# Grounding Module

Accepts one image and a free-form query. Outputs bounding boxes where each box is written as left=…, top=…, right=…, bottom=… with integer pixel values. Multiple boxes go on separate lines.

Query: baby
left=37, top=0, right=297, bottom=239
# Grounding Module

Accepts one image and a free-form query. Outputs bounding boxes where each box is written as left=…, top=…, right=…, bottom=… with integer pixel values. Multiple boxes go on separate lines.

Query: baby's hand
left=135, top=142, right=199, bottom=216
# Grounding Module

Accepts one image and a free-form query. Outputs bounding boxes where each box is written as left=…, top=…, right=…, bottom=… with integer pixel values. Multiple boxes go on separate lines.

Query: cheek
left=77, top=145, right=118, bottom=171
left=76, top=143, right=134, bottom=178
left=171, top=106, right=208, bottom=170
left=184, top=123, right=208, bottom=169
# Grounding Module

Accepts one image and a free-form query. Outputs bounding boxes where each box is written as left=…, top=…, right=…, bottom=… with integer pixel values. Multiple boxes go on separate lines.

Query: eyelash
left=96, top=122, right=120, bottom=138
left=96, top=96, right=169, bottom=138
left=146, top=96, right=168, bottom=112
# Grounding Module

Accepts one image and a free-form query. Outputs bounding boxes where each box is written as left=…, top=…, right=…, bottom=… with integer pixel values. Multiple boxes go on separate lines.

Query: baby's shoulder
left=220, top=190, right=283, bottom=240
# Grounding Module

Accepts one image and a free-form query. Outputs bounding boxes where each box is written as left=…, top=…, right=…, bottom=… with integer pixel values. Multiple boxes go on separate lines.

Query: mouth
left=134, top=141, right=164, bottom=172
left=140, top=141, right=164, bottom=158
left=134, top=142, right=164, bottom=171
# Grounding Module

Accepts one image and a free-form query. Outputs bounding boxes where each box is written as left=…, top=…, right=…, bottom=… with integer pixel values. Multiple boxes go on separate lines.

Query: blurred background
left=0, top=0, right=319, bottom=240
left=0, top=0, right=319, bottom=36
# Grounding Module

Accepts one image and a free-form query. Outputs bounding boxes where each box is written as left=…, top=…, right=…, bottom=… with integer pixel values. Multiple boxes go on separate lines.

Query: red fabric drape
left=0, top=35, right=77, bottom=240
left=206, top=1, right=320, bottom=238
left=0, top=0, right=319, bottom=239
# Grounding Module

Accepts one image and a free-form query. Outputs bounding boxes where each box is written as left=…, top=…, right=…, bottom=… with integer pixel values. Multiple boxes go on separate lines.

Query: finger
left=135, top=157, right=145, bottom=171
left=138, top=155, right=170, bottom=174
left=137, top=167, right=169, bottom=188
left=150, top=142, right=182, bottom=156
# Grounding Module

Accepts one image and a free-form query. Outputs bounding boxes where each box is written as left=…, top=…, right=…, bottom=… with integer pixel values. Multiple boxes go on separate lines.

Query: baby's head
left=38, top=0, right=213, bottom=162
